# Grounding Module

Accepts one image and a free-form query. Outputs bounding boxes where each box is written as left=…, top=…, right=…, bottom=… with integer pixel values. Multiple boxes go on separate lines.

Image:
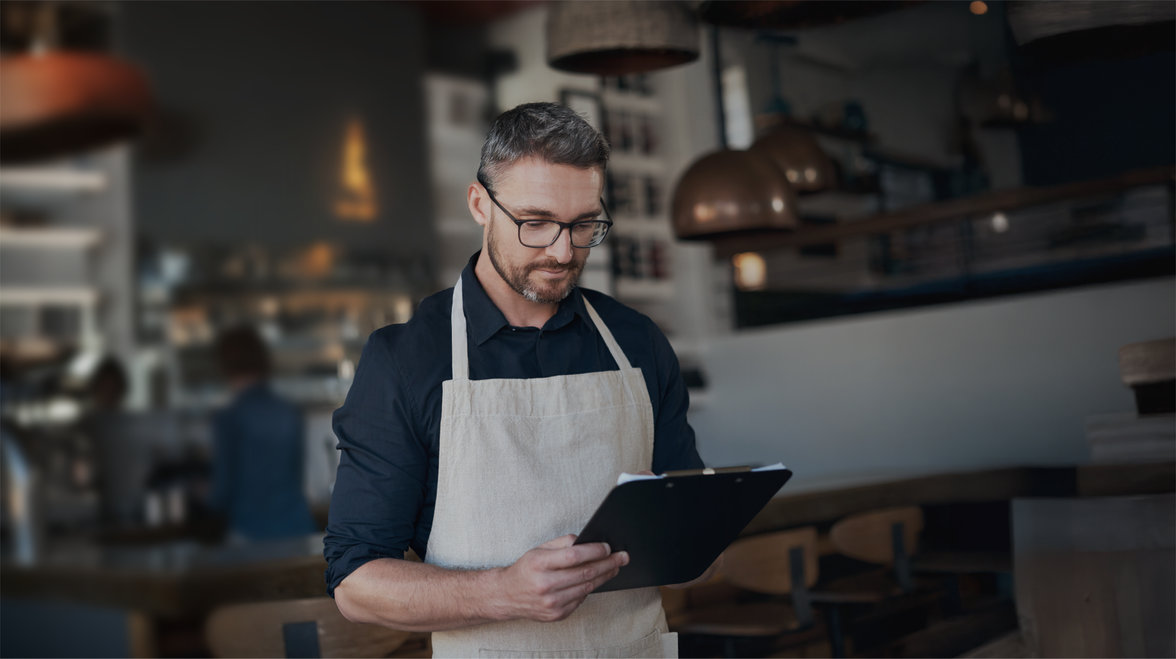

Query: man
left=324, top=102, right=703, bottom=657
left=209, top=324, right=318, bottom=540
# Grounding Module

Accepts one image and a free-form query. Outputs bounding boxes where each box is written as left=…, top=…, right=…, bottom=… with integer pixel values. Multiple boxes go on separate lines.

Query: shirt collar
left=459, top=251, right=591, bottom=346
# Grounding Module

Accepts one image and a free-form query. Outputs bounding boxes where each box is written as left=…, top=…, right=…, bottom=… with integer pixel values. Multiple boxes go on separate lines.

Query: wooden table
left=1, top=534, right=327, bottom=656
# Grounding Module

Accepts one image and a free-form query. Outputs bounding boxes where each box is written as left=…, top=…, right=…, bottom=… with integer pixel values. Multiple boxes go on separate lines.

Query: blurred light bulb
left=991, top=211, right=1010, bottom=233
left=733, top=252, right=767, bottom=291
left=970, top=1, right=988, bottom=15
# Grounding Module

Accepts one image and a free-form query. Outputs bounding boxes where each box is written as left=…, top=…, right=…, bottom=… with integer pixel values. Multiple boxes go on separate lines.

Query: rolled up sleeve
left=323, top=327, right=429, bottom=596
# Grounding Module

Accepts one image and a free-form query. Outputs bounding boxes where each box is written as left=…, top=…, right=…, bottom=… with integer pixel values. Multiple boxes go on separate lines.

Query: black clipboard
left=574, top=466, right=793, bottom=592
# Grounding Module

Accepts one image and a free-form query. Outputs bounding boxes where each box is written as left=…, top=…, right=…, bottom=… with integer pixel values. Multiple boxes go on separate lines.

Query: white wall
left=690, top=277, right=1175, bottom=486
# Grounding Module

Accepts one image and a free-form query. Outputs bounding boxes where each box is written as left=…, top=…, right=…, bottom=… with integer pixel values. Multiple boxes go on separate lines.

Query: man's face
left=482, top=158, right=603, bottom=304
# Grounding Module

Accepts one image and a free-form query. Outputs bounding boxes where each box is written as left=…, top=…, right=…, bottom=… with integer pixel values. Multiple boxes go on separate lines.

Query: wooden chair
left=811, top=506, right=927, bottom=656
left=205, top=597, right=422, bottom=658
left=828, top=505, right=924, bottom=593
left=669, top=526, right=825, bottom=657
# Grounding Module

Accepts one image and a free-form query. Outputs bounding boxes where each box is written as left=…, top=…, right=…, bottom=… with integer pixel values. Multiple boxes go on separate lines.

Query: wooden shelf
left=0, top=227, right=102, bottom=249
left=0, top=287, right=100, bottom=306
left=755, top=114, right=875, bottom=143
left=0, top=167, right=108, bottom=193
left=706, top=166, right=1175, bottom=259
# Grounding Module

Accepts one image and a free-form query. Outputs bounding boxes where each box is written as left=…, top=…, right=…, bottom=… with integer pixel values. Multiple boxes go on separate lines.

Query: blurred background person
left=208, top=324, right=316, bottom=541
left=82, top=355, right=135, bottom=528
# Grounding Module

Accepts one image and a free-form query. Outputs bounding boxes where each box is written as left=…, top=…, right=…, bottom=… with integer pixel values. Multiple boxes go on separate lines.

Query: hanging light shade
left=0, top=51, right=153, bottom=163
left=547, top=1, right=700, bottom=76
left=749, top=125, right=837, bottom=194
left=671, top=149, right=799, bottom=240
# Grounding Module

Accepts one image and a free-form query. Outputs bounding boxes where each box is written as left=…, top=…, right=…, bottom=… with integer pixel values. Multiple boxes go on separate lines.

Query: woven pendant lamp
left=547, top=1, right=700, bottom=76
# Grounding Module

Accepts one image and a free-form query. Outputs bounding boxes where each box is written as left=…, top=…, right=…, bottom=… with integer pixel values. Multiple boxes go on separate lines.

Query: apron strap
left=582, top=296, right=634, bottom=369
left=450, top=276, right=637, bottom=381
left=451, top=276, right=469, bottom=381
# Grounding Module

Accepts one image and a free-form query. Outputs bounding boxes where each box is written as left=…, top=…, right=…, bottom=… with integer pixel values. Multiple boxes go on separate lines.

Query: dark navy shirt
left=323, top=253, right=703, bottom=596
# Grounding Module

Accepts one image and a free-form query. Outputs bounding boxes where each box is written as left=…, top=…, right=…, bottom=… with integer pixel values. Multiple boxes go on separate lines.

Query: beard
left=487, top=220, right=585, bottom=304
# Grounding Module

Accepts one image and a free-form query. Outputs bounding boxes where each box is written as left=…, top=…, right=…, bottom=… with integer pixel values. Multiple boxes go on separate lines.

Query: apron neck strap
left=450, top=276, right=635, bottom=382
left=451, top=276, right=470, bottom=380
left=582, top=296, right=633, bottom=370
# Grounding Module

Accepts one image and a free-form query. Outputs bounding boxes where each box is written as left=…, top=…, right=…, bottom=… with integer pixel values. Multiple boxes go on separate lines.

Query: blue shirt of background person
left=208, top=324, right=317, bottom=541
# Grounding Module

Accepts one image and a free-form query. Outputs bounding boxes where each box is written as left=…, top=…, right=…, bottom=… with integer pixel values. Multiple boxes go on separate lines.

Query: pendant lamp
left=671, top=149, right=799, bottom=240
left=0, top=3, right=152, bottom=164
left=0, top=52, right=152, bottom=163
left=546, top=1, right=700, bottom=76
left=749, top=125, right=837, bottom=194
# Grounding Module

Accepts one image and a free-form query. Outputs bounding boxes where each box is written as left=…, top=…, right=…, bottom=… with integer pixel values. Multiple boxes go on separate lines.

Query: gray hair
left=477, top=102, right=610, bottom=193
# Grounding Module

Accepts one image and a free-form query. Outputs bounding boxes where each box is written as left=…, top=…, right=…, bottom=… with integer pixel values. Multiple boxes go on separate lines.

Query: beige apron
left=426, top=276, right=677, bottom=658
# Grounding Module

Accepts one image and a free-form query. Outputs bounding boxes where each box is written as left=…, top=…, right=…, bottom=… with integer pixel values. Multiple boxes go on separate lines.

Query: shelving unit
left=425, top=73, right=490, bottom=288
left=0, top=149, right=133, bottom=368
left=600, top=74, right=678, bottom=334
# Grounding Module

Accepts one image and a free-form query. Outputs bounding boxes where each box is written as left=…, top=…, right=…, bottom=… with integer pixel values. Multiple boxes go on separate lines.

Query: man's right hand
left=490, top=534, right=628, bottom=623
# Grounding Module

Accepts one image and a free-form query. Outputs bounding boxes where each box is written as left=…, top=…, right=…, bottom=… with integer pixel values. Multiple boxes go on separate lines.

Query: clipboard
left=574, top=465, right=792, bottom=592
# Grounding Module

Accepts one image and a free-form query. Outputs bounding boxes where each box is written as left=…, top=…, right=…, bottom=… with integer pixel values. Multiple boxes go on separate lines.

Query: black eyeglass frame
left=477, top=175, right=613, bottom=249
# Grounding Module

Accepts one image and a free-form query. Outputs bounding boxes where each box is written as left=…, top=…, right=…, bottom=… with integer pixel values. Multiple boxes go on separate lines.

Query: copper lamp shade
left=547, top=1, right=700, bottom=76
left=0, top=52, right=153, bottom=163
left=749, top=126, right=837, bottom=194
left=671, top=149, right=799, bottom=240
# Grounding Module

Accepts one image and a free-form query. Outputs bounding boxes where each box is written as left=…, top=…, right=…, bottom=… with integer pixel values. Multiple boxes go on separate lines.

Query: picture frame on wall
left=560, top=89, right=603, bottom=132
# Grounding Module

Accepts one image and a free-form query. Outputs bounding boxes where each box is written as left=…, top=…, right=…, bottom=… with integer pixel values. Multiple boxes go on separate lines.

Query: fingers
left=503, top=538, right=631, bottom=622
left=538, top=534, right=578, bottom=549
left=534, top=539, right=612, bottom=571
left=546, top=549, right=628, bottom=594
left=577, top=552, right=627, bottom=593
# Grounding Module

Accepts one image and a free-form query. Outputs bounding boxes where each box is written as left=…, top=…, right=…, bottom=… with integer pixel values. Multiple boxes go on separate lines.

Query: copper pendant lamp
left=671, top=149, right=799, bottom=240
left=0, top=4, right=152, bottom=164
left=546, top=1, right=700, bottom=76
left=0, top=52, right=152, bottom=163
left=749, top=125, right=837, bottom=194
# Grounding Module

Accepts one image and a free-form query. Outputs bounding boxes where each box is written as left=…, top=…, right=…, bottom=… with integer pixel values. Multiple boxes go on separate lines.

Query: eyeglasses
left=478, top=176, right=613, bottom=249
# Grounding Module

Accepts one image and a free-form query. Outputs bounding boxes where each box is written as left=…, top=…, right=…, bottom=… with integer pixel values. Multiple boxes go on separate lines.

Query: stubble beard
left=487, top=220, right=584, bottom=304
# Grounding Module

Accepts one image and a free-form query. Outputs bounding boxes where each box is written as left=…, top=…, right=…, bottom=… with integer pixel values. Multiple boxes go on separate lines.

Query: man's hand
left=491, top=534, right=629, bottom=622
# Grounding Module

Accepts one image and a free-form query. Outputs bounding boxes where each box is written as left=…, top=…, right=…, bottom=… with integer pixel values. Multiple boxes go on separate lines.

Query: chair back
left=720, top=526, right=820, bottom=595
left=829, top=506, right=924, bottom=565
left=205, top=597, right=413, bottom=658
